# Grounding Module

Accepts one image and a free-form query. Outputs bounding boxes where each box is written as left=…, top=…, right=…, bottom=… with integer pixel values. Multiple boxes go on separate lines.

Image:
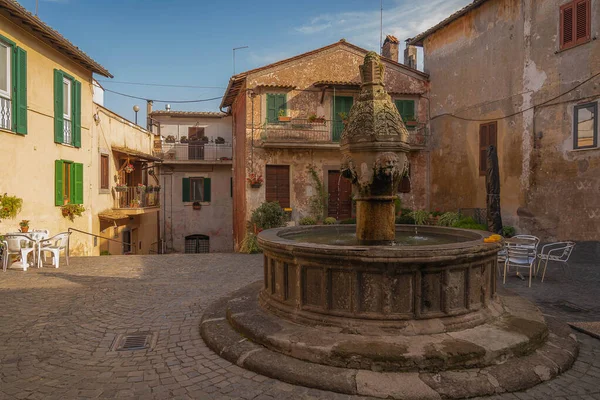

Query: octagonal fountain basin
left=257, top=224, right=503, bottom=335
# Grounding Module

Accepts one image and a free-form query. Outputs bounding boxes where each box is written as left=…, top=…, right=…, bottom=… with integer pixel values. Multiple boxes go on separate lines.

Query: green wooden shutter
left=72, top=80, right=82, bottom=147
left=14, top=47, right=27, bottom=135
left=53, top=70, right=64, bottom=143
left=395, top=100, right=415, bottom=121
left=72, top=163, right=84, bottom=204
left=203, top=178, right=211, bottom=202
left=275, top=94, right=286, bottom=115
left=266, top=94, right=277, bottom=123
left=182, top=177, right=190, bottom=202
left=55, top=160, right=64, bottom=206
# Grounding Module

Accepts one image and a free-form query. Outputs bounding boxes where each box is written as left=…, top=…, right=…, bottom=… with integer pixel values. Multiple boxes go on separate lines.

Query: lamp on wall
left=133, top=105, right=140, bottom=125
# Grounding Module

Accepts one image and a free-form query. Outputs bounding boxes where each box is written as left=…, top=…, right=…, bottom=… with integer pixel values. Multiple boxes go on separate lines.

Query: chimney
left=381, top=35, right=399, bottom=62
left=404, top=43, right=417, bottom=69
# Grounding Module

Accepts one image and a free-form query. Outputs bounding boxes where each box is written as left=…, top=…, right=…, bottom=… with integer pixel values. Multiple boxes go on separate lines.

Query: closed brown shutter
left=479, top=122, right=497, bottom=176
left=100, top=154, right=109, bottom=189
left=561, top=0, right=590, bottom=50
left=266, top=165, right=290, bottom=208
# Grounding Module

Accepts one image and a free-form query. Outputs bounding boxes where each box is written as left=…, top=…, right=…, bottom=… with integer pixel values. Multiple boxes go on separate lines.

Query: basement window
left=574, top=102, right=597, bottom=149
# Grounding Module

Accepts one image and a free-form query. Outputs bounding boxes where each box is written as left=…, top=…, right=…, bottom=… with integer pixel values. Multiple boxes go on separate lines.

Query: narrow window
left=190, top=177, right=204, bottom=202
left=100, top=154, right=109, bottom=189
left=266, top=93, right=287, bottom=123
left=560, top=0, right=591, bottom=50
left=479, top=121, right=498, bottom=176
left=63, top=77, right=72, bottom=144
left=182, top=177, right=212, bottom=202
left=0, top=41, right=11, bottom=130
left=266, top=165, right=290, bottom=208
left=574, top=102, right=597, bottom=149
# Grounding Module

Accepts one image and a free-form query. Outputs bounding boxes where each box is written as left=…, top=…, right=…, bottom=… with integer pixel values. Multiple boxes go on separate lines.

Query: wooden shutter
left=203, top=178, right=211, bottom=202
left=394, top=100, right=415, bottom=121
left=53, top=70, right=64, bottom=143
left=100, top=154, right=109, bottom=189
left=55, top=160, right=64, bottom=206
left=479, top=122, right=498, bottom=176
left=14, top=47, right=27, bottom=135
left=265, top=165, right=290, bottom=208
left=182, top=177, right=190, bottom=202
left=72, top=80, right=81, bottom=147
left=72, top=163, right=84, bottom=204
left=266, top=94, right=286, bottom=123
left=575, top=0, right=590, bottom=44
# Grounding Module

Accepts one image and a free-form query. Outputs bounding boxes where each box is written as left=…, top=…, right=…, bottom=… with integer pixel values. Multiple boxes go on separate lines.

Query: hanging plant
left=0, top=193, right=23, bottom=221
left=124, top=163, right=135, bottom=174
left=136, top=183, right=146, bottom=193
left=115, top=183, right=128, bottom=192
left=61, top=204, right=85, bottom=222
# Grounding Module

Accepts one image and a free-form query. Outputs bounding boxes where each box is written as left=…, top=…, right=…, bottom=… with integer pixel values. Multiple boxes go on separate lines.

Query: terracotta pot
left=278, top=116, right=291, bottom=122
left=20, top=226, right=29, bottom=233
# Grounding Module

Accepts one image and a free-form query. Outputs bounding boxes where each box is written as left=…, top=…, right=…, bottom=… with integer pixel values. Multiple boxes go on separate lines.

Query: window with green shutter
left=55, top=160, right=83, bottom=206
left=266, top=93, right=286, bottom=123
left=0, top=34, right=27, bottom=134
left=182, top=177, right=211, bottom=202
left=54, top=69, right=81, bottom=147
left=394, top=100, right=416, bottom=124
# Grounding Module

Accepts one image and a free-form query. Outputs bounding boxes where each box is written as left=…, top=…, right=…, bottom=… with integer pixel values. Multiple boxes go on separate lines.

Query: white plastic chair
left=38, top=232, right=71, bottom=269
left=1, top=240, right=8, bottom=272
left=503, top=241, right=538, bottom=287
left=4, top=234, right=36, bottom=271
left=536, top=241, right=576, bottom=282
left=28, top=231, right=49, bottom=266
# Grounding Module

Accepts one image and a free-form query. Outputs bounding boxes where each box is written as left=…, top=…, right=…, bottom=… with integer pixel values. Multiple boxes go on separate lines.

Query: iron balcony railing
left=155, top=143, right=232, bottom=161
left=261, top=118, right=339, bottom=143
left=408, top=125, right=429, bottom=148
left=0, top=96, right=11, bottom=130
left=114, top=186, right=160, bottom=209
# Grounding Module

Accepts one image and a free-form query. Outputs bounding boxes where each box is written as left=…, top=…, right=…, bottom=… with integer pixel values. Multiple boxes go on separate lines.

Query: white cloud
left=294, top=0, right=472, bottom=50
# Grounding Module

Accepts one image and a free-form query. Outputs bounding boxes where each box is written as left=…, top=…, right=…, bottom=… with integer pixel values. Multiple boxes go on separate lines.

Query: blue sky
left=19, top=0, right=470, bottom=123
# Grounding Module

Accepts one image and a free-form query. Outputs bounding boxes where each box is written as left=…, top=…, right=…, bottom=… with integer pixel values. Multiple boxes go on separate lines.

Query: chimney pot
left=381, top=35, right=399, bottom=62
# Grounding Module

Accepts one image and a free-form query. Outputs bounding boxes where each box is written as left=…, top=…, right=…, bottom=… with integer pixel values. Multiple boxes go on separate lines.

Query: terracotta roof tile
left=0, top=0, right=112, bottom=77
left=313, top=80, right=360, bottom=87
left=385, top=35, right=399, bottom=44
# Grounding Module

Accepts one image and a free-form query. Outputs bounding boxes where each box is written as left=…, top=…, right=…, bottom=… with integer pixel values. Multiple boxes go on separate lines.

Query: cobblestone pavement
left=0, top=253, right=599, bottom=399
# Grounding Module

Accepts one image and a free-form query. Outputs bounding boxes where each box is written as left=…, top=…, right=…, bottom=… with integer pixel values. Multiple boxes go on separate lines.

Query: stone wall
left=423, top=0, right=600, bottom=240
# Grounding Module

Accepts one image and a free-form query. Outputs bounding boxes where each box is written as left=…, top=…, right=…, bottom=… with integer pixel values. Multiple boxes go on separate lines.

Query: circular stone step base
left=201, top=282, right=578, bottom=399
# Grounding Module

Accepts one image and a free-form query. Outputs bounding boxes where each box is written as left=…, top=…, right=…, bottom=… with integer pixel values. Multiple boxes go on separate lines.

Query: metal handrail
left=67, top=227, right=133, bottom=254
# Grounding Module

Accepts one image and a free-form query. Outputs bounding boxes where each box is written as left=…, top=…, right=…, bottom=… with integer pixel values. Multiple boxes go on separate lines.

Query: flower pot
left=278, top=116, right=291, bottom=122
left=405, top=120, right=418, bottom=127
left=19, top=226, right=29, bottom=233
left=250, top=183, right=262, bottom=188
left=115, top=187, right=127, bottom=192
left=192, top=202, right=202, bottom=210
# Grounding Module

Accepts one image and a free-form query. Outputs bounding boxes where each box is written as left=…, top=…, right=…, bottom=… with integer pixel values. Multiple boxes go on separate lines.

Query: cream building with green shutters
left=0, top=0, right=159, bottom=256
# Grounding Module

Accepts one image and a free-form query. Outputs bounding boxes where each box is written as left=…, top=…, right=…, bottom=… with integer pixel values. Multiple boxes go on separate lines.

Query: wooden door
left=332, top=96, right=353, bottom=142
left=265, top=165, right=290, bottom=208
left=327, top=170, right=352, bottom=220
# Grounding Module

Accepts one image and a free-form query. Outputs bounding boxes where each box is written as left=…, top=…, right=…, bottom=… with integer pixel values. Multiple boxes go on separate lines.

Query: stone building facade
left=150, top=111, right=233, bottom=253
left=408, top=0, right=599, bottom=241
left=221, top=39, right=430, bottom=249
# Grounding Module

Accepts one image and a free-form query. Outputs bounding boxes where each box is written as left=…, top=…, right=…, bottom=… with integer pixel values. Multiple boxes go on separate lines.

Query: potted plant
left=278, top=109, right=291, bottom=122
left=165, top=135, right=176, bottom=143
left=338, top=112, right=348, bottom=125
left=247, top=172, right=263, bottom=188
left=146, top=185, right=155, bottom=193
left=115, top=183, right=128, bottom=192
left=192, top=201, right=202, bottom=210
left=61, top=204, right=85, bottom=221
left=136, top=183, right=146, bottom=193
left=153, top=185, right=161, bottom=193
left=180, top=136, right=188, bottom=143
left=123, top=163, right=135, bottom=174
left=19, top=219, right=29, bottom=233
left=215, top=136, right=225, bottom=144
left=308, top=114, right=326, bottom=124
left=308, top=113, right=317, bottom=123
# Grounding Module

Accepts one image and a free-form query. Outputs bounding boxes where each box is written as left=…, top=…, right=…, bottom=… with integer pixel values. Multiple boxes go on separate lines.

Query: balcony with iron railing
left=154, top=142, right=232, bottom=163
left=113, top=186, right=160, bottom=215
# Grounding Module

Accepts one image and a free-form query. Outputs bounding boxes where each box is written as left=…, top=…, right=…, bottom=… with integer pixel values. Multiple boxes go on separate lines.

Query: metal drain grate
left=111, top=332, right=156, bottom=352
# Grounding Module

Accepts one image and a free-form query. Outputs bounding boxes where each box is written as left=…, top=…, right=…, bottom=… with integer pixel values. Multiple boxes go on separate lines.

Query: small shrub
left=239, top=232, right=261, bottom=254
left=100, top=250, right=111, bottom=256
left=502, top=225, right=516, bottom=238
left=299, top=216, right=317, bottom=226
left=396, top=214, right=415, bottom=224
left=339, top=218, right=356, bottom=224
left=452, top=216, right=487, bottom=230
left=394, top=197, right=402, bottom=215
left=437, top=212, right=460, bottom=227
left=323, top=217, right=337, bottom=225
left=249, top=202, right=286, bottom=231
left=410, top=210, right=430, bottom=225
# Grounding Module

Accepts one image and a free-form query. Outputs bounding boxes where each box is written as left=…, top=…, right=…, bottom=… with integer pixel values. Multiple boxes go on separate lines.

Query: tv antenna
left=379, top=0, right=383, bottom=54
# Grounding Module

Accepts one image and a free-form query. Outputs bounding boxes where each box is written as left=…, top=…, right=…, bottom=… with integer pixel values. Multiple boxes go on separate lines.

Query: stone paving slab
left=0, top=254, right=599, bottom=399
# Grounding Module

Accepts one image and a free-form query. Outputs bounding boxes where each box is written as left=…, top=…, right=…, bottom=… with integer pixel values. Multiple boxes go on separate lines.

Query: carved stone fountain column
left=340, top=52, right=411, bottom=245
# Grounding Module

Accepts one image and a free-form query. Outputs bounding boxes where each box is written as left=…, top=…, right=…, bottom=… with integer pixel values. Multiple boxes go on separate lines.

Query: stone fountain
left=201, top=53, right=577, bottom=399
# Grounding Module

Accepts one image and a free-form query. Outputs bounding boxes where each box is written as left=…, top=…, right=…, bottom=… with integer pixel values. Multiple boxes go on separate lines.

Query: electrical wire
left=97, top=80, right=226, bottom=89
left=431, top=70, right=600, bottom=122
left=103, top=88, right=222, bottom=104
